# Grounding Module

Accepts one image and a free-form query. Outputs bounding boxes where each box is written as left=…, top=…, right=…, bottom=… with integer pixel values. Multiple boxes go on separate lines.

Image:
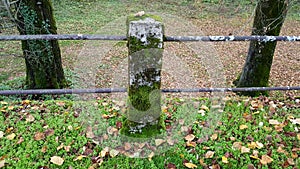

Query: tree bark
left=16, top=0, right=66, bottom=89
left=235, top=0, right=289, bottom=96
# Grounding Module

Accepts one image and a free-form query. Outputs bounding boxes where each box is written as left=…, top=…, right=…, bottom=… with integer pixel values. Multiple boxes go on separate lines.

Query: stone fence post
left=120, top=13, right=164, bottom=138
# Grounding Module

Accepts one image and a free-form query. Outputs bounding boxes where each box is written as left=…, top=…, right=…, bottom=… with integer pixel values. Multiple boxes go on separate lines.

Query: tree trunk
left=235, top=0, right=289, bottom=96
left=16, top=0, right=66, bottom=89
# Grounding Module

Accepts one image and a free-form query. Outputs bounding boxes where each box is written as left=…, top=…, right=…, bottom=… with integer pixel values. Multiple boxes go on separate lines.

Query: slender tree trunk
left=235, top=0, right=289, bottom=96
left=16, top=0, right=66, bottom=89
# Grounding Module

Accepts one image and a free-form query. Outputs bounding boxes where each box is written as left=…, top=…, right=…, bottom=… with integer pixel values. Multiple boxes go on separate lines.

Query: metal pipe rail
left=0, top=34, right=299, bottom=42
left=0, top=86, right=299, bottom=95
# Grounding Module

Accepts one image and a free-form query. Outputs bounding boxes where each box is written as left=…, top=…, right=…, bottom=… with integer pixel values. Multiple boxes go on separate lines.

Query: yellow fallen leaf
left=205, top=151, right=215, bottom=158
left=200, top=105, right=209, bottom=111
left=239, top=124, right=248, bottom=130
left=73, top=155, right=86, bottom=161
left=186, top=141, right=196, bottom=147
left=8, top=106, right=14, bottom=110
left=184, top=162, right=198, bottom=168
left=297, top=134, right=300, bottom=140
left=155, top=139, right=165, bottom=146
left=269, top=119, right=280, bottom=125
left=210, top=133, right=218, bottom=141
left=241, top=146, right=250, bottom=153
left=109, top=149, right=119, bottom=157
left=247, top=142, right=257, bottom=149
left=185, top=134, right=195, bottom=141
left=250, top=155, right=260, bottom=160
left=0, top=101, right=8, bottom=105
left=50, top=156, right=64, bottom=165
left=260, top=155, right=273, bottom=165
left=22, top=100, right=30, bottom=104
left=6, top=133, right=16, bottom=140
left=222, top=156, right=228, bottom=163
left=148, top=152, right=155, bottom=161
left=100, top=147, right=109, bottom=157
left=255, top=141, right=264, bottom=149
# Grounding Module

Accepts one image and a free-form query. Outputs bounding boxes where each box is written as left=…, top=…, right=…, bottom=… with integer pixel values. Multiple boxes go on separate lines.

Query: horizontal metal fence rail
left=0, top=86, right=299, bottom=95
left=0, top=34, right=299, bottom=42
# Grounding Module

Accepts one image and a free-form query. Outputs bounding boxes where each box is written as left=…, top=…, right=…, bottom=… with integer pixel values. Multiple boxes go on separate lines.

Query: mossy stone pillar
left=121, top=14, right=164, bottom=138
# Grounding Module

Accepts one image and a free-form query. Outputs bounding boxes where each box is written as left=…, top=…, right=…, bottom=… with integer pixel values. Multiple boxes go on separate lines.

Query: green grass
left=0, top=97, right=299, bottom=168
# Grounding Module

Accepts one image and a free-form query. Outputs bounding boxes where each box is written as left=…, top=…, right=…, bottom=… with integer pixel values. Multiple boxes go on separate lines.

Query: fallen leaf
left=167, top=138, right=175, bottom=146
left=241, top=146, right=250, bottom=153
left=269, top=119, right=280, bottom=125
left=199, top=158, right=207, bottom=167
left=100, top=147, right=109, bottom=157
left=239, top=124, right=248, bottom=130
left=166, top=163, right=176, bottom=169
left=0, top=131, right=4, bottom=138
left=86, top=126, right=95, bottom=139
left=184, top=162, right=197, bottom=168
left=109, top=149, right=119, bottom=157
left=41, top=146, right=47, bottom=153
left=26, top=114, right=35, bottom=122
left=205, top=151, right=215, bottom=158
left=200, top=105, right=209, bottom=111
left=247, top=142, right=257, bottom=149
left=148, top=152, right=155, bottom=161
left=73, top=155, right=86, bottom=161
left=184, top=134, right=195, bottom=141
left=250, top=155, right=260, bottom=160
left=230, top=137, right=235, bottom=141
left=210, top=133, right=218, bottom=141
left=232, top=142, right=242, bottom=150
left=287, top=158, right=295, bottom=165
left=290, top=118, right=300, bottom=124
left=277, top=146, right=288, bottom=155
left=50, top=156, right=64, bottom=165
left=34, top=132, right=45, bottom=141
left=57, top=143, right=64, bottom=151
left=6, top=133, right=16, bottom=140
left=255, top=141, right=264, bottom=149
left=44, top=129, right=54, bottom=137
left=155, top=139, right=165, bottom=146
left=186, top=141, right=196, bottom=147
left=124, top=142, right=131, bottom=151
left=222, top=156, right=228, bottom=163
left=297, top=134, right=300, bottom=140
left=17, top=137, right=24, bottom=144
left=64, top=145, right=71, bottom=152
left=0, top=160, right=5, bottom=168
left=260, top=155, right=273, bottom=165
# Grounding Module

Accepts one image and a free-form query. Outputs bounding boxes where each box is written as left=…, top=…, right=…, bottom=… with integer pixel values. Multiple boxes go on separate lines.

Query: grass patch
left=0, top=96, right=299, bottom=168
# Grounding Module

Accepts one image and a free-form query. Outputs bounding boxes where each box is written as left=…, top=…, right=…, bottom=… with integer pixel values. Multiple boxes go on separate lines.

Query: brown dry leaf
left=222, top=156, right=228, bottom=163
left=107, top=126, right=118, bottom=135
left=25, top=114, right=35, bottom=122
left=109, top=149, right=119, bottom=157
left=155, top=139, right=165, bottom=146
left=291, top=152, right=298, bottom=159
left=202, top=146, right=210, bottom=150
left=167, top=138, right=175, bottom=146
left=44, top=129, right=55, bottom=137
left=56, top=101, right=65, bottom=106
left=287, top=158, right=295, bottom=165
left=179, top=119, right=185, bottom=125
left=17, top=137, right=24, bottom=144
left=205, top=151, right=215, bottom=158
left=73, top=155, right=86, bottom=161
left=64, top=145, right=71, bottom=152
left=0, top=160, right=5, bottom=168
left=241, top=146, right=250, bottom=153
left=277, top=146, right=288, bottom=155
left=269, top=119, right=280, bottom=125
left=210, top=133, right=218, bottom=141
left=166, top=163, right=176, bottom=169
left=185, top=134, right=195, bottom=141
left=86, top=126, right=95, bottom=139
left=199, top=158, right=207, bottom=167
left=232, top=142, right=242, bottom=150
left=239, top=124, right=248, bottom=130
left=41, top=146, right=47, bottom=153
left=184, top=162, right=198, bottom=168
left=124, top=142, right=131, bottom=151
left=50, top=156, right=64, bottom=165
left=260, top=155, right=273, bottom=165
left=34, top=132, right=45, bottom=141
left=6, top=133, right=16, bottom=140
